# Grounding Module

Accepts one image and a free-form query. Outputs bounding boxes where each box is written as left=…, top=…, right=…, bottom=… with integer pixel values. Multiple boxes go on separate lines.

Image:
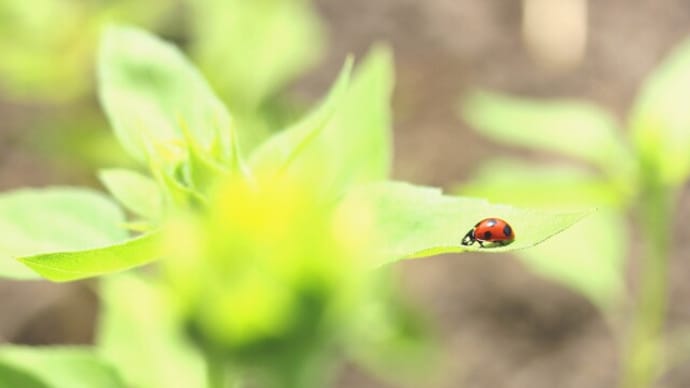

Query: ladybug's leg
left=478, top=240, right=485, bottom=248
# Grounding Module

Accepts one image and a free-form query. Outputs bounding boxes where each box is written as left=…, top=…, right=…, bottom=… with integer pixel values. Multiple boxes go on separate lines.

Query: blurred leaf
left=517, top=210, right=626, bottom=309
left=98, top=25, right=234, bottom=164
left=456, top=160, right=626, bottom=210
left=0, top=0, right=170, bottom=101
left=344, top=182, right=589, bottom=265
left=0, top=188, right=127, bottom=279
left=255, top=47, right=393, bottom=200
left=97, top=274, right=206, bottom=388
left=19, top=233, right=160, bottom=282
left=99, top=169, right=162, bottom=220
left=249, top=58, right=353, bottom=174
left=461, top=90, right=633, bottom=177
left=27, top=109, right=135, bottom=174
left=142, top=140, right=210, bottom=210
left=161, top=175, right=372, bottom=358
left=180, top=123, right=232, bottom=193
left=630, top=37, right=690, bottom=185
left=190, top=0, right=324, bottom=112
left=0, top=0, right=90, bottom=100
left=292, top=46, right=394, bottom=199
left=0, top=362, right=47, bottom=388
left=0, top=346, right=126, bottom=388
left=348, top=282, right=438, bottom=386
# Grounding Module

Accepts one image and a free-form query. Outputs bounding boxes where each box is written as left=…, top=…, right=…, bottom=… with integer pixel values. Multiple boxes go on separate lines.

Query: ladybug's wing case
left=462, top=218, right=514, bottom=246
left=481, top=224, right=514, bottom=242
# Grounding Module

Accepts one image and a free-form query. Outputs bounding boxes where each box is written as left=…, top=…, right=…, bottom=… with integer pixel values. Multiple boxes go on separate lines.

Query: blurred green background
left=2, top=0, right=690, bottom=387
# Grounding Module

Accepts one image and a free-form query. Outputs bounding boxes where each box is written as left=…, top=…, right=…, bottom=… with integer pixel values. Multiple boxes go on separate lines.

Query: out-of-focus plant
left=0, top=0, right=170, bottom=101
left=3, top=0, right=324, bottom=176
left=457, top=37, right=690, bottom=388
left=0, top=0, right=322, bottom=105
left=0, top=26, right=586, bottom=387
left=188, top=0, right=325, bottom=151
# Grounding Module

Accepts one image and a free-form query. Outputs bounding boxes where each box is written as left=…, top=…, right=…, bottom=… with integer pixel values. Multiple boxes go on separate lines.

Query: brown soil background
left=2, top=1, right=690, bottom=387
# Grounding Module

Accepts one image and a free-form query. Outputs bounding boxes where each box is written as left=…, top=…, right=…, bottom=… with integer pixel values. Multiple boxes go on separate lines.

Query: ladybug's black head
left=461, top=228, right=475, bottom=246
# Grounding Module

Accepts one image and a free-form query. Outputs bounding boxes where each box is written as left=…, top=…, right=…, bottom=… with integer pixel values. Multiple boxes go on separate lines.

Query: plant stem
left=620, top=179, right=672, bottom=388
left=264, top=351, right=333, bottom=388
left=205, top=348, right=227, bottom=388
left=207, top=358, right=225, bottom=388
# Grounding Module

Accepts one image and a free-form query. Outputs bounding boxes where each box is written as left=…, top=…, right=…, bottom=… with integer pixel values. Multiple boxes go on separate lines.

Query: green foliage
left=0, top=188, right=127, bottom=279
left=250, top=45, right=394, bottom=200
left=249, top=58, right=354, bottom=175
left=456, top=162, right=626, bottom=308
left=190, top=0, right=324, bottom=113
left=97, top=274, right=206, bottom=388
left=459, top=161, right=625, bottom=210
left=0, top=0, right=169, bottom=100
left=9, top=26, right=583, bottom=284
left=0, top=362, right=47, bottom=388
left=462, top=90, right=634, bottom=178
left=0, top=0, right=323, bottom=107
left=160, top=177, right=371, bottom=360
left=98, top=25, right=234, bottom=164
left=631, top=38, right=690, bottom=185
left=459, top=91, right=635, bottom=309
left=19, top=233, right=160, bottom=282
left=347, top=182, right=588, bottom=265
left=0, top=24, right=592, bottom=388
left=345, top=279, right=439, bottom=386
left=460, top=35, right=690, bottom=388
left=99, top=169, right=163, bottom=221
left=0, top=346, right=126, bottom=388
left=188, top=0, right=325, bottom=152
left=285, top=46, right=394, bottom=200
left=519, top=211, right=626, bottom=308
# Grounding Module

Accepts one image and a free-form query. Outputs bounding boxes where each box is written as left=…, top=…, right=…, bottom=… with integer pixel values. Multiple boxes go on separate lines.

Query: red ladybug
left=461, top=217, right=515, bottom=247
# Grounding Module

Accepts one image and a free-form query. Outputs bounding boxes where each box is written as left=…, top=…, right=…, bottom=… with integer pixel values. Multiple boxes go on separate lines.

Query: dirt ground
left=2, top=1, right=690, bottom=387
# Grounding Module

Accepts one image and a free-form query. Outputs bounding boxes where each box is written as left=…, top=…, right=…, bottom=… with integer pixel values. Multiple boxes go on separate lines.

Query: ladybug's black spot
left=503, top=224, right=512, bottom=237
left=483, top=231, right=493, bottom=240
left=485, top=219, right=497, bottom=227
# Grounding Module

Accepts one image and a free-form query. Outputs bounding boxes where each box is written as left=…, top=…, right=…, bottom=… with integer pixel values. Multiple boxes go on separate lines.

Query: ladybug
left=461, top=217, right=515, bottom=247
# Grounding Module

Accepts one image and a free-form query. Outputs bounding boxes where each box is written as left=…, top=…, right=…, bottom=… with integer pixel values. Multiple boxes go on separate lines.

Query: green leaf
left=344, top=182, right=589, bottom=266
left=0, top=362, right=47, bottom=388
left=347, top=280, right=438, bottom=386
left=286, top=46, right=394, bottom=199
left=461, top=90, right=633, bottom=177
left=0, top=346, right=126, bottom=388
left=456, top=160, right=627, bottom=210
left=98, top=25, right=234, bottom=164
left=190, top=0, right=324, bottom=112
left=19, top=233, right=160, bottom=282
left=0, top=188, right=127, bottom=279
left=454, top=161, right=625, bottom=308
left=143, top=141, right=209, bottom=210
left=249, top=57, right=353, bottom=174
left=97, top=274, right=206, bottom=388
left=516, top=210, right=626, bottom=309
left=630, top=37, right=690, bottom=185
left=179, top=123, right=231, bottom=193
left=0, top=0, right=171, bottom=101
left=99, top=169, right=162, bottom=220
